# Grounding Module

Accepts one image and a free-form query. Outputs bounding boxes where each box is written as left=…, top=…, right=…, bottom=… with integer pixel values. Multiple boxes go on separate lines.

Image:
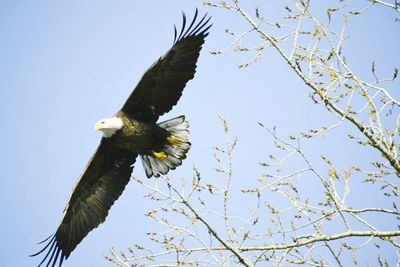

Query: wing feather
left=32, top=139, right=136, bottom=267
left=121, top=9, right=212, bottom=122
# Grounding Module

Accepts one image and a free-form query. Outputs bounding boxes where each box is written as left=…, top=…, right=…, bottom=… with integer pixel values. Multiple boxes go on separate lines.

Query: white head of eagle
left=94, top=117, right=123, bottom=137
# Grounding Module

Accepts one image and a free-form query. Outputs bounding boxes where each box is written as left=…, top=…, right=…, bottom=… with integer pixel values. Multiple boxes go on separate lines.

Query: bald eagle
left=32, top=10, right=211, bottom=267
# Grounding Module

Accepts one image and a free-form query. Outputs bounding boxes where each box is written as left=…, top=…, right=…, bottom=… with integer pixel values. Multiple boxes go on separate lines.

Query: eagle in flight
left=32, top=10, right=211, bottom=267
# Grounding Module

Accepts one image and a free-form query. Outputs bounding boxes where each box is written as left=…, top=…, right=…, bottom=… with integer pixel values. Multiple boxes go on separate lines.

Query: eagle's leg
left=167, top=136, right=182, bottom=146
left=153, top=151, right=168, bottom=160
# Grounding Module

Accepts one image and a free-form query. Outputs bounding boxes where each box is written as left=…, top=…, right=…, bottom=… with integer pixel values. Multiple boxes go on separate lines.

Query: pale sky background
left=1, top=1, right=399, bottom=266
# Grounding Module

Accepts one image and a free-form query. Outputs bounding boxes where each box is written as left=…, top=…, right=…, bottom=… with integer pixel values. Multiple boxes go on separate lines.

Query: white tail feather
left=140, top=116, right=191, bottom=178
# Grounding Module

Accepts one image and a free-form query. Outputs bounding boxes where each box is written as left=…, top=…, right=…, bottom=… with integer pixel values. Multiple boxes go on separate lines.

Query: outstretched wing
left=32, top=139, right=136, bottom=267
left=121, top=9, right=212, bottom=122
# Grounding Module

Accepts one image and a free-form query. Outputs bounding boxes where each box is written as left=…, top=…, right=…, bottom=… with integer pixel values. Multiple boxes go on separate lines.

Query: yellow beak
left=94, top=122, right=101, bottom=131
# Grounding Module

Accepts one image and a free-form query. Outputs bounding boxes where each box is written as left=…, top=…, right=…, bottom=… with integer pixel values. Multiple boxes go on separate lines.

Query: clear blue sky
left=1, top=1, right=399, bottom=266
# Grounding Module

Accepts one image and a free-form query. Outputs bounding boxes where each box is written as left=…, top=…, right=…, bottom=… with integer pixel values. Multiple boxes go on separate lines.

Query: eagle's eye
left=101, top=121, right=105, bottom=124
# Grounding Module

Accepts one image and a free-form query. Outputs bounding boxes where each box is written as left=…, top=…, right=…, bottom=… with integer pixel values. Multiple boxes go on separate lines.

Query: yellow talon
left=167, top=136, right=182, bottom=146
left=153, top=151, right=168, bottom=160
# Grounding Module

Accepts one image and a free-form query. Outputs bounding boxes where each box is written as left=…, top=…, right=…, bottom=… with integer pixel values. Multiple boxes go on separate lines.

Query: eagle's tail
left=141, top=115, right=191, bottom=178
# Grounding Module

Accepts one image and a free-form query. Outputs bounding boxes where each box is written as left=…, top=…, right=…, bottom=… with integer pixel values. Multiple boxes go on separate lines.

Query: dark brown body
left=113, top=111, right=169, bottom=155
